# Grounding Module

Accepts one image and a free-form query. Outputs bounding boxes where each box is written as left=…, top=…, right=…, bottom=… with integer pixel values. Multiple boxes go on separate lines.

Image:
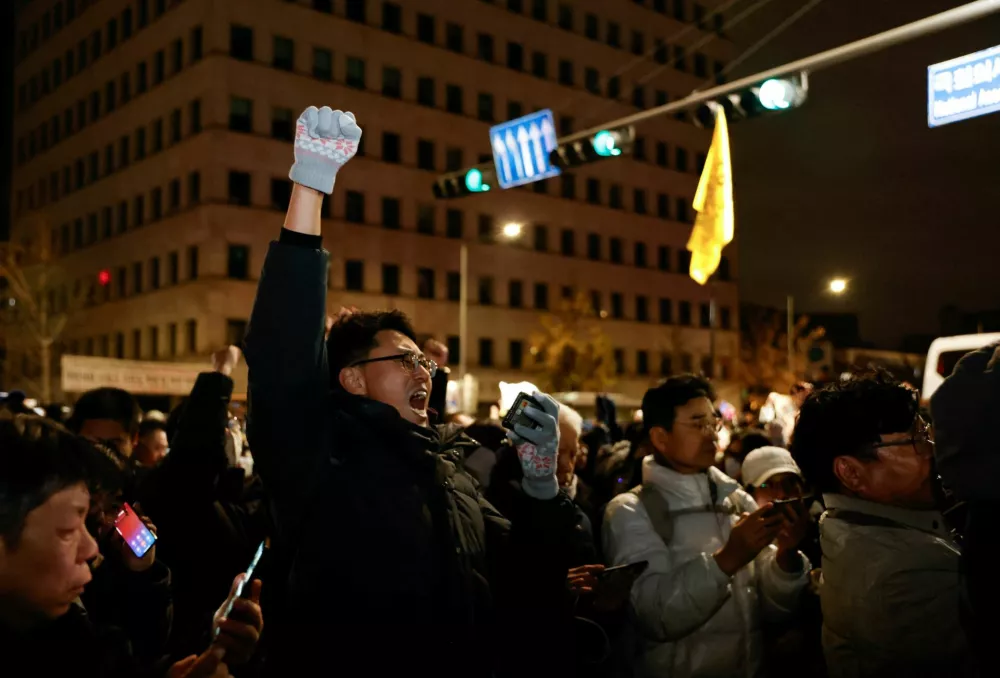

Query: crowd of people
left=0, top=105, right=991, bottom=677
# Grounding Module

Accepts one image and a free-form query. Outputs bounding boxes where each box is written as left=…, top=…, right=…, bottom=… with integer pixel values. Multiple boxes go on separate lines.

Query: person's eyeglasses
left=871, top=418, right=934, bottom=453
left=675, top=416, right=723, bottom=435
left=350, top=352, right=438, bottom=378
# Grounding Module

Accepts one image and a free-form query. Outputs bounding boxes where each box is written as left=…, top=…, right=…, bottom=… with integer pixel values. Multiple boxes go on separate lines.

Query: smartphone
left=216, top=540, right=265, bottom=633
left=502, top=392, right=544, bottom=432
left=763, top=496, right=813, bottom=517
left=114, top=503, right=157, bottom=559
left=597, top=560, right=649, bottom=583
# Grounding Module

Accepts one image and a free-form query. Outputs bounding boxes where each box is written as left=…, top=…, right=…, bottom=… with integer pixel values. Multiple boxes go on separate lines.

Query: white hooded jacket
left=603, top=457, right=810, bottom=678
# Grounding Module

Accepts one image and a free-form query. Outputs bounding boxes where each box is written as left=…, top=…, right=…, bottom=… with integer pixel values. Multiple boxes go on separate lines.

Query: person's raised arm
left=244, top=106, right=361, bottom=497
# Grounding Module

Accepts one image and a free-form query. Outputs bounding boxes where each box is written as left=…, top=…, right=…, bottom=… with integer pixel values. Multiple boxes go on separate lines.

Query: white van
left=921, top=333, right=1000, bottom=404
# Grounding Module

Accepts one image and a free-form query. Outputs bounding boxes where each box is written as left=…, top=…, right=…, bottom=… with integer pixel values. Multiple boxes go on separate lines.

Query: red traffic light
left=97, top=270, right=111, bottom=286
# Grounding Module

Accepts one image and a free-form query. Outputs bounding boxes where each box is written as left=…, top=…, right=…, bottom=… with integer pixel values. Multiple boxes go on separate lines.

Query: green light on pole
left=464, top=168, right=490, bottom=192
left=592, top=130, right=622, bottom=157
left=758, top=78, right=796, bottom=110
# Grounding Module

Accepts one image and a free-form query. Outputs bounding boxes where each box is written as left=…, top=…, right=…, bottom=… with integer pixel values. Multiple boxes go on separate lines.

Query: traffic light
left=694, top=73, right=809, bottom=127
left=432, top=164, right=497, bottom=199
left=549, top=125, right=636, bottom=169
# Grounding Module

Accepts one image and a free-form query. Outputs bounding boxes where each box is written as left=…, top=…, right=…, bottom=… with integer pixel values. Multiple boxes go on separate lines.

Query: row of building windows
left=438, top=333, right=727, bottom=378
left=228, top=22, right=715, bottom=129
left=336, top=257, right=732, bottom=328
left=14, top=99, right=201, bottom=216
left=16, top=1, right=192, bottom=112
left=66, top=319, right=200, bottom=362
left=15, top=24, right=203, bottom=167
left=53, top=174, right=200, bottom=258
left=283, top=0, right=725, bottom=71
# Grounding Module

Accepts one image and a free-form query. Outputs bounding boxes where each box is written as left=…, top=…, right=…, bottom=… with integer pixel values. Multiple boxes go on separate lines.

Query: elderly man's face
left=557, top=419, right=581, bottom=487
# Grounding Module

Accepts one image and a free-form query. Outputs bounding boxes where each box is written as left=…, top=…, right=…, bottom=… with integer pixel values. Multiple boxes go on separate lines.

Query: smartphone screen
left=598, top=560, right=649, bottom=583
left=502, top=393, right=543, bottom=432
left=114, top=503, right=156, bottom=559
left=216, top=540, right=265, bottom=634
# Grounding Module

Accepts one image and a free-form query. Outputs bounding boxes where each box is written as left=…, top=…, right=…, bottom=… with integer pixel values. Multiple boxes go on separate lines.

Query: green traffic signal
left=464, top=168, right=491, bottom=192
left=591, top=130, right=622, bottom=157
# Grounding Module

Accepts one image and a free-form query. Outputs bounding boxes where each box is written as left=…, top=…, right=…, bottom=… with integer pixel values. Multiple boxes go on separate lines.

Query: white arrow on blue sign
left=489, top=109, right=561, bottom=189
left=928, top=44, right=1000, bottom=127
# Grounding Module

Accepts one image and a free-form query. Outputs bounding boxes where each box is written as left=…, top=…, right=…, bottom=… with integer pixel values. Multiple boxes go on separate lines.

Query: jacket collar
left=823, top=493, right=951, bottom=538
left=641, top=456, right=740, bottom=507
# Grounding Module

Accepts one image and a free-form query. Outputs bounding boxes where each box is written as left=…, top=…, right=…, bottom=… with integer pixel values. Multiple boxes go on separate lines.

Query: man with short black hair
left=791, top=371, right=974, bottom=678
left=244, top=105, right=578, bottom=677
left=68, top=387, right=143, bottom=459
left=135, top=419, right=169, bottom=468
left=604, top=375, right=810, bottom=678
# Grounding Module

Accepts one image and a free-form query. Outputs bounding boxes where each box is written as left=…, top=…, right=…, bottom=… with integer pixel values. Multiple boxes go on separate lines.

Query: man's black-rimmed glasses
left=350, top=352, right=438, bottom=377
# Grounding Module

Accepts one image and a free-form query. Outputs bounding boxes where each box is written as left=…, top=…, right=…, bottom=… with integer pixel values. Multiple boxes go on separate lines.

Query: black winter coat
left=244, top=235, right=579, bottom=677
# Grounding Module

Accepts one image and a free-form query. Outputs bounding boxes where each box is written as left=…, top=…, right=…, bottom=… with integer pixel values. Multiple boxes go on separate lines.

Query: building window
left=447, top=271, right=461, bottom=301
left=382, top=264, right=400, bottom=295
left=558, top=59, right=573, bottom=86
left=345, top=260, right=364, bottom=290
left=560, top=228, right=575, bottom=256
left=587, top=233, right=601, bottom=261
left=677, top=200, right=690, bottom=224
left=477, top=93, right=494, bottom=122
left=133, top=262, right=144, bottom=295
left=417, top=203, right=435, bottom=234
left=657, top=193, right=670, bottom=219
left=381, top=66, right=402, bottom=98
left=417, top=77, right=436, bottom=107
left=228, top=171, right=251, bottom=206
left=151, top=187, right=163, bottom=220
left=382, top=132, right=401, bottom=162
left=381, top=197, right=401, bottom=228
left=133, top=195, right=145, bottom=226
left=346, top=0, right=367, bottom=22
left=700, top=303, right=712, bottom=328
left=188, top=171, right=200, bottom=204
left=188, top=246, right=200, bottom=280
left=586, top=178, right=600, bottom=205
left=720, top=307, right=732, bottom=330
left=446, top=22, right=463, bottom=52
left=272, top=107, right=294, bottom=140
left=531, top=224, right=549, bottom=252
left=679, top=301, right=692, bottom=326
left=532, top=51, right=548, bottom=78
left=718, top=256, right=731, bottom=281
left=417, top=13, right=435, bottom=43
left=417, top=139, right=435, bottom=170
left=229, top=97, right=253, bottom=132
left=230, top=24, right=253, bottom=60
left=507, top=42, right=524, bottom=70
left=446, top=209, right=463, bottom=238
left=479, top=339, right=494, bottom=367
left=611, top=292, right=624, bottom=319
left=168, top=252, right=179, bottom=285
left=609, top=184, right=623, bottom=209
left=534, top=282, right=549, bottom=310
left=190, top=100, right=201, bottom=134
left=382, top=2, right=402, bottom=33
left=313, top=48, right=332, bottom=80
left=678, top=250, right=692, bottom=274
left=635, top=242, right=647, bottom=267
left=345, top=191, right=365, bottom=223
left=169, top=108, right=181, bottom=143
left=445, top=147, right=464, bottom=171
left=478, top=277, right=494, bottom=305
left=228, top=244, right=250, bottom=279
left=558, top=2, right=573, bottom=29
left=585, top=67, right=600, bottom=94
left=613, top=349, right=625, bottom=375
left=191, top=26, right=203, bottom=61
left=271, top=178, right=292, bottom=210
left=636, top=295, right=649, bottom=322
left=477, top=33, right=494, bottom=62
left=346, top=57, right=366, bottom=89
left=676, top=147, right=689, bottom=172
left=508, top=279, right=524, bottom=308
left=417, top=268, right=435, bottom=299
left=168, top=179, right=181, bottom=211
left=560, top=173, right=576, bottom=200
left=444, top=84, right=464, bottom=114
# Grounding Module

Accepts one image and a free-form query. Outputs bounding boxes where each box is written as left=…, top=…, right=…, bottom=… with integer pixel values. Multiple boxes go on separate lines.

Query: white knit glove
left=507, top=392, right=561, bottom=500
left=288, top=106, right=362, bottom=194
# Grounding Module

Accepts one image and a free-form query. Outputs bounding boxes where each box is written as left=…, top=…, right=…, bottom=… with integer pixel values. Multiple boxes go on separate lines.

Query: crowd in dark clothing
left=0, top=104, right=990, bottom=678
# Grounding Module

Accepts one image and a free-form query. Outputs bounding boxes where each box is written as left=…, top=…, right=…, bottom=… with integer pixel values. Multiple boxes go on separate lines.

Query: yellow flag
left=686, top=107, right=734, bottom=285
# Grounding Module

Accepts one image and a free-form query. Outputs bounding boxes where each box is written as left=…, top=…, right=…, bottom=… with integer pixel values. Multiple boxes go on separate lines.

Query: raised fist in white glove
left=507, top=392, right=562, bottom=500
left=288, top=106, right=362, bottom=194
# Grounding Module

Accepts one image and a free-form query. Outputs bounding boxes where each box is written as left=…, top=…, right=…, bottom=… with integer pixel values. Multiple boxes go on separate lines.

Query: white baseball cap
left=741, top=446, right=803, bottom=488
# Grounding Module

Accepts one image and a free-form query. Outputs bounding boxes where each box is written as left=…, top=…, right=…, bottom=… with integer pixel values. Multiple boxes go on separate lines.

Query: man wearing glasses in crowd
left=790, top=371, right=975, bottom=678
left=244, top=106, right=578, bottom=676
left=603, top=375, right=810, bottom=678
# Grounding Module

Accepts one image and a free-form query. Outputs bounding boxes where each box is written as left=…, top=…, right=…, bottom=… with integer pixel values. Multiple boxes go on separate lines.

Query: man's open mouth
left=409, top=388, right=429, bottom=414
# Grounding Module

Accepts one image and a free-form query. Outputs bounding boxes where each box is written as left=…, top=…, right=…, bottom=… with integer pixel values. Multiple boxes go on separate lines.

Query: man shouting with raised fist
left=244, top=107, right=578, bottom=676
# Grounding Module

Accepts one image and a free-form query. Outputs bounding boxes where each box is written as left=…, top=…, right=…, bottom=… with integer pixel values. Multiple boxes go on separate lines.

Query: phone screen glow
left=114, top=503, right=156, bottom=558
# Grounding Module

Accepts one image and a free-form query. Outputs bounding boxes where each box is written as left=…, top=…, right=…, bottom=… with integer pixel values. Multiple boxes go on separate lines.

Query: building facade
left=10, top=0, right=740, bottom=405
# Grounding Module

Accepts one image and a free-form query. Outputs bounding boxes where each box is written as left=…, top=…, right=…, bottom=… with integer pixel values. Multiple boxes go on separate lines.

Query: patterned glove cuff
left=521, top=475, right=559, bottom=501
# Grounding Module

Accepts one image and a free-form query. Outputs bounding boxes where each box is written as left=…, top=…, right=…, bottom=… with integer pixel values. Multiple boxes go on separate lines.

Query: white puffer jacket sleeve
left=603, top=493, right=733, bottom=642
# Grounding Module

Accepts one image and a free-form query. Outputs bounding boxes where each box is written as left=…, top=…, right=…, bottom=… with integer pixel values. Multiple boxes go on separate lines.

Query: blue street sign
left=928, top=44, right=1000, bottom=127
left=490, top=109, right=561, bottom=189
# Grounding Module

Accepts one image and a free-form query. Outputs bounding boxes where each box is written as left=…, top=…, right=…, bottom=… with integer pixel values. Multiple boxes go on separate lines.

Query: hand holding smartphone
left=501, top=392, right=545, bottom=432
left=114, top=502, right=157, bottom=559
left=214, top=540, right=265, bottom=637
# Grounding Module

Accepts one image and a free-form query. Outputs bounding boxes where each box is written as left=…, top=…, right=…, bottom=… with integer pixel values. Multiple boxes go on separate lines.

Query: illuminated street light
left=501, top=222, right=523, bottom=239
left=829, top=278, right=848, bottom=294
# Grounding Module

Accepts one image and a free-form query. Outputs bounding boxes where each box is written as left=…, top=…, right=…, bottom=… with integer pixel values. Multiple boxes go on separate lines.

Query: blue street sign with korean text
left=490, top=109, right=561, bottom=189
left=928, top=44, right=1000, bottom=127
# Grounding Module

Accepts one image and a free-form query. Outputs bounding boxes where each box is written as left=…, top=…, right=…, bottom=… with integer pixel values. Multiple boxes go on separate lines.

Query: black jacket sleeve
left=243, top=239, right=331, bottom=518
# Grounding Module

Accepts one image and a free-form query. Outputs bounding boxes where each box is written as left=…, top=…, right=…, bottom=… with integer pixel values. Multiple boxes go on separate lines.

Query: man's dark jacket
left=244, top=234, right=579, bottom=676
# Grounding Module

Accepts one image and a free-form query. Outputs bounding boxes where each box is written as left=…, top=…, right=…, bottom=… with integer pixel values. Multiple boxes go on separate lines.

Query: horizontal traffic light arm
left=554, top=0, right=998, bottom=146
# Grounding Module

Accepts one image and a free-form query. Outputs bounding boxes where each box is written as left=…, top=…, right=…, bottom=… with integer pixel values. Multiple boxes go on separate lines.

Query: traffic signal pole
left=559, top=0, right=1000, bottom=146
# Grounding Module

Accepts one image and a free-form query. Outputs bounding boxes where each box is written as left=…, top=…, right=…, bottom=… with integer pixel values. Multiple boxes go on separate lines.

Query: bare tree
left=0, top=218, right=88, bottom=402
left=528, top=292, right=616, bottom=393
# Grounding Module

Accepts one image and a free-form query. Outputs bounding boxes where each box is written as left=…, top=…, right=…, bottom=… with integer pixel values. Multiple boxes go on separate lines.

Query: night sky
left=728, top=0, right=1000, bottom=349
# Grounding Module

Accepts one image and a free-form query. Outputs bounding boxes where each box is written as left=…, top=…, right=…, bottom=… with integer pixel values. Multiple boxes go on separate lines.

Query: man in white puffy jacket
left=604, top=375, right=811, bottom=678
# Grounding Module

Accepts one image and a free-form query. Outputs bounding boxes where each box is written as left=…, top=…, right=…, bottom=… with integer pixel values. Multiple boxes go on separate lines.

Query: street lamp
left=829, top=278, right=848, bottom=294
left=787, top=277, right=851, bottom=373
left=458, top=223, right=526, bottom=402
